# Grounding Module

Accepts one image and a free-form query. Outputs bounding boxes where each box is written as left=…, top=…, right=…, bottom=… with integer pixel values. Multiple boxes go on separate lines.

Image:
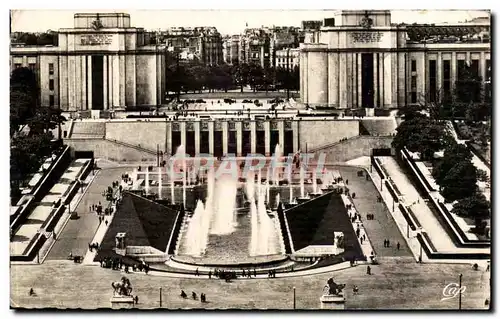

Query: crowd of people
left=98, top=257, right=151, bottom=274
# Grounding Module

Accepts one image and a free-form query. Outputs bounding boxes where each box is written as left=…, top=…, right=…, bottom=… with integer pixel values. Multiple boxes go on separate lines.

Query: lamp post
left=160, top=287, right=163, bottom=307
left=293, top=286, right=296, bottom=309
left=458, top=274, right=462, bottom=310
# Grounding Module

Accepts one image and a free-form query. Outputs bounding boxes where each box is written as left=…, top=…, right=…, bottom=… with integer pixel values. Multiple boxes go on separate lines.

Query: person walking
left=397, top=242, right=400, bottom=250
left=366, top=266, right=371, bottom=275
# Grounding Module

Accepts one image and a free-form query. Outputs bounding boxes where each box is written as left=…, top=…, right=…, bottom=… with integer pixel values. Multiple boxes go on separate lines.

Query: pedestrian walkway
left=38, top=170, right=99, bottom=263
left=82, top=188, right=123, bottom=265
left=336, top=166, right=411, bottom=258
left=377, top=157, right=489, bottom=254
left=47, top=167, right=130, bottom=260
left=113, top=261, right=353, bottom=279
left=339, top=192, right=374, bottom=260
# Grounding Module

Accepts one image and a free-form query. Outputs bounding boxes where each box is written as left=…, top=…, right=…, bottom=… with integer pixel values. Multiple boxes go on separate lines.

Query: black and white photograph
left=8, top=7, right=492, bottom=310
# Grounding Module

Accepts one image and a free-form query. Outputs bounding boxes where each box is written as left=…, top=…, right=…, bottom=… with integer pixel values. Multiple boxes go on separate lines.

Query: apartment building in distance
left=159, top=26, right=223, bottom=65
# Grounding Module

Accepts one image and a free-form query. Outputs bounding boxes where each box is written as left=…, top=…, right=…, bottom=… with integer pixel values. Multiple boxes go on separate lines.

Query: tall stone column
left=250, top=121, right=256, bottom=154
left=303, top=52, right=309, bottom=104
left=194, top=121, right=200, bottom=156
left=68, top=56, right=76, bottom=111
left=103, top=56, right=108, bottom=110
left=278, top=121, right=285, bottom=151
left=113, top=55, right=120, bottom=108
left=87, top=56, right=93, bottom=110
left=480, top=52, right=486, bottom=93
left=108, top=55, right=113, bottom=108
left=80, top=56, right=87, bottom=110
left=346, top=53, right=352, bottom=108
left=339, top=53, right=347, bottom=108
left=357, top=54, right=362, bottom=108
left=391, top=52, right=398, bottom=107
left=180, top=122, right=186, bottom=149
left=373, top=54, right=378, bottom=108
left=59, top=56, right=68, bottom=110
left=437, top=52, right=443, bottom=95
left=384, top=53, right=392, bottom=108
left=264, top=121, right=271, bottom=156
left=292, top=121, right=299, bottom=153
left=209, top=122, right=214, bottom=155
left=74, top=56, right=82, bottom=110
left=328, top=53, right=339, bottom=108
left=119, top=55, right=126, bottom=107
left=236, top=122, right=243, bottom=157
left=222, top=121, right=229, bottom=156
left=451, top=52, right=457, bottom=92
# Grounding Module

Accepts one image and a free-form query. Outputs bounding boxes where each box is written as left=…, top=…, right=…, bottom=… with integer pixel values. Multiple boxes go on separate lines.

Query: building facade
left=275, top=48, right=300, bottom=69
left=300, top=10, right=491, bottom=109
left=10, top=13, right=167, bottom=111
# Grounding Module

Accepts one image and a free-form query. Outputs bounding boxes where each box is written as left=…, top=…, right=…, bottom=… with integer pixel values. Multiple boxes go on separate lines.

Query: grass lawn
left=11, top=259, right=489, bottom=310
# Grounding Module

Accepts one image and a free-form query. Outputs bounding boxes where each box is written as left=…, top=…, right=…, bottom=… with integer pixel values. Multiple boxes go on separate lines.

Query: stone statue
left=323, top=277, right=346, bottom=296
left=111, top=276, right=133, bottom=297
left=335, top=234, right=345, bottom=249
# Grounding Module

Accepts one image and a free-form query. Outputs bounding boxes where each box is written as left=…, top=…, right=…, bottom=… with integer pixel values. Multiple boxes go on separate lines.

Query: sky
left=10, top=9, right=490, bottom=35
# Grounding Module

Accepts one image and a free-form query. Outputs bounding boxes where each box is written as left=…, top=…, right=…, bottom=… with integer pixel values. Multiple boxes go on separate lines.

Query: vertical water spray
left=288, top=163, right=293, bottom=203
left=273, top=144, right=282, bottom=185
left=182, top=155, right=187, bottom=208
left=158, top=166, right=162, bottom=199
left=170, top=160, right=175, bottom=204
left=257, top=188, right=271, bottom=255
left=210, top=176, right=237, bottom=235
left=312, top=169, right=318, bottom=194
left=184, top=200, right=205, bottom=256
left=200, top=167, right=215, bottom=250
left=145, top=168, right=149, bottom=195
left=300, top=164, right=305, bottom=198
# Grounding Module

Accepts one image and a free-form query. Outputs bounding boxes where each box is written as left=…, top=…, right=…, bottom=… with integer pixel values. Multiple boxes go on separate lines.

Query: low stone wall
left=65, top=138, right=157, bottom=163
left=314, top=137, right=393, bottom=162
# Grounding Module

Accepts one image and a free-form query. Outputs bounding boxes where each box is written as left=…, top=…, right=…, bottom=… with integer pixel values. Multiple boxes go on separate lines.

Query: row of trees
left=392, top=112, right=490, bottom=235
left=420, top=64, right=491, bottom=122
left=165, top=55, right=299, bottom=98
left=12, top=31, right=58, bottom=46
left=10, top=67, right=65, bottom=203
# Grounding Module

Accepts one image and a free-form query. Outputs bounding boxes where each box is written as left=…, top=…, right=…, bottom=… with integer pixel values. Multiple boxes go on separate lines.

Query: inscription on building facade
left=350, top=32, right=383, bottom=43
left=80, top=34, right=114, bottom=46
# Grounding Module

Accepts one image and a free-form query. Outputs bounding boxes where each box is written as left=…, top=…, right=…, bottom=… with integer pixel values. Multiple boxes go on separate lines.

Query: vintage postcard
left=9, top=9, right=491, bottom=310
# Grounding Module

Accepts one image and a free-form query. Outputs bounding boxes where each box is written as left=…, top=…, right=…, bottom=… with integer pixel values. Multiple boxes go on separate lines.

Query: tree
left=440, top=159, right=478, bottom=202
left=451, top=64, right=490, bottom=121
left=451, top=192, right=490, bottom=234
left=26, top=106, right=66, bottom=135
left=432, top=143, right=472, bottom=186
left=10, top=67, right=38, bottom=134
left=392, top=116, right=452, bottom=161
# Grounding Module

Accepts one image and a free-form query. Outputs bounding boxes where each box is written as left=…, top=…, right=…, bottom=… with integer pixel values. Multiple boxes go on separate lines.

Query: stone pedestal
left=110, top=295, right=134, bottom=309
left=365, top=108, right=374, bottom=117
left=320, top=294, right=346, bottom=309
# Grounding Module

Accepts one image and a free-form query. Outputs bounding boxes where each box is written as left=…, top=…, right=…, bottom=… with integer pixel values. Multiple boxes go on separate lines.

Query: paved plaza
left=11, top=259, right=489, bottom=309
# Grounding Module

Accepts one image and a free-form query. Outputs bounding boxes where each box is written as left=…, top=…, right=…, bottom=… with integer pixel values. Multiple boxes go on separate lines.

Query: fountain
left=210, top=175, right=238, bottom=235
